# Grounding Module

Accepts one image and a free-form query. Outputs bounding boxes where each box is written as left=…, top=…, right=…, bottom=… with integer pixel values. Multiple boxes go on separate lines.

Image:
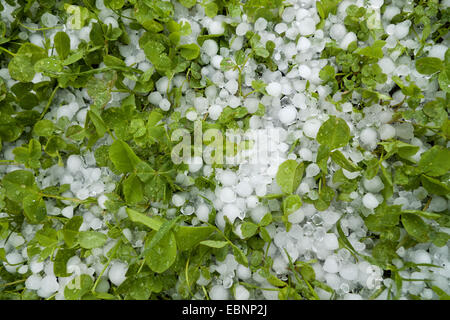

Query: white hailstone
left=148, top=91, right=162, bottom=105
left=298, top=64, right=311, bottom=79
left=95, top=278, right=110, bottom=293
left=230, top=36, right=243, bottom=50
left=211, top=55, right=223, bottom=69
left=8, top=233, right=25, bottom=247
left=339, top=263, right=359, bottom=281
left=236, top=22, right=250, bottom=36
left=428, top=44, right=447, bottom=61
left=330, top=24, right=346, bottom=40
left=278, top=106, right=297, bottom=124
left=298, top=148, right=313, bottom=161
left=159, top=98, right=171, bottom=111
left=97, top=194, right=108, bottom=209
left=360, top=127, right=378, bottom=149
left=196, top=204, right=210, bottom=222
left=429, top=197, right=447, bottom=212
left=395, top=123, right=414, bottom=140
left=340, top=32, right=357, bottom=50
left=282, top=6, right=296, bottom=22
left=288, top=209, right=304, bottom=224
left=208, top=20, right=225, bottom=35
left=266, top=82, right=282, bottom=97
left=379, top=124, right=396, bottom=140
left=299, top=18, right=316, bottom=36
left=222, top=204, right=241, bottom=223
left=362, top=193, right=379, bottom=209
left=412, top=250, right=431, bottom=265
left=209, top=284, right=229, bottom=300
left=246, top=195, right=259, bottom=209
left=186, top=110, right=197, bottom=121
left=30, top=259, right=44, bottom=274
left=249, top=205, right=268, bottom=224
left=225, top=79, right=238, bottom=94
left=297, top=36, right=311, bottom=51
left=41, top=12, right=59, bottom=27
left=188, top=156, right=203, bottom=173
left=61, top=206, right=74, bottom=219
left=156, top=76, right=171, bottom=93
left=38, top=275, right=59, bottom=296
left=323, top=233, right=339, bottom=251
left=369, top=0, right=384, bottom=8
left=219, top=187, right=236, bottom=203
left=323, top=256, right=339, bottom=273
left=172, top=194, right=185, bottom=207
left=394, top=21, right=411, bottom=39
left=25, top=274, right=42, bottom=290
left=6, top=252, right=24, bottom=265
left=219, top=171, right=237, bottom=186
left=244, top=98, right=259, bottom=113
left=202, top=39, right=219, bottom=57
left=274, top=22, right=288, bottom=34
left=234, top=285, right=250, bottom=300
left=236, top=181, right=253, bottom=197
left=303, top=119, right=322, bottom=139
left=306, top=163, right=320, bottom=178
left=383, top=6, right=400, bottom=21
left=378, top=57, right=395, bottom=74
left=67, top=155, right=83, bottom=173
left=108, top=261, right=128, bottom=286
left=103, top=17, right=118, bottom=29
left=363, top=176, right=384, bottom=193
left=254, top=17, right=268, bottom=31
left=236, top=265, right=252, bottom=280
left=208, top=104, right=223, bottom=120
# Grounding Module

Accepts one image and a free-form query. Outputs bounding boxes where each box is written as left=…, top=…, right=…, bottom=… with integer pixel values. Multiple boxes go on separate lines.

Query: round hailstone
left=98, top=194, right=108, bottom=209
left=188, top=156, right=203, bottom=173
left=299, top=148, right=313, bottom=161
left=394, top=21, right=411, bottom=39
left=274, top=22, right=288, bottom=34
left=209, top=285, right=229, bottom=300
left=306, top=163, right=320, bottom=177
left=61, top=206, right=74, bottom=219
left=428, top=44, right=447, bottom=61
left=323, top=233, right=339, bottom=251
left=225, top=79, right=238, bottom=95
left=330, top=24, right=346, bottom=40
left=429, top=197, right=447, bottom=212
left=219, top=171, right=238, bottom=186
left=360, top=127, right=378, bottom=150
left=266, top=82, right=282, bottom=97
left=298, top=64, right=311, bottom=79
left=369, top=0, right=384, bottom=8
left=323, top=256, right=339, bottom=273
left=196, top=204, right=210, bottom=222
left=379, top=124, right=396, bottom=140
left=148, top=91, right=162, bottom=105
left=108, top=261, right=128, bottom=286
left=299, top=18, right=316, bottom=36
left=278, top=106, right=297, bottom=124
left=412, top=250, right=431, bottom=265
left=222, top=204, right=241, bottom=223
left=67, top=155, right=83, bottom=173
left=236, top=181, right=253, bottom=197
left=288, top=209, right=304, bottom=224
left=378, top=57, right=395, bottom=74
left=208, top=20, right=225, bottom=35
left=244, top=98, right=259, bottom=113
left=339, top=263, right=359, bottom=281
left=297, top=36, right=311, bottom=52
left=6, top=252, right=24, bottom=265
left=236, top=22, right=250, bottom=36
left=202, top=39, right=219, bottom=57
left=234, top=285, right=250, bottom=300
left=208, top=104, right=223, bottom=120
left=363, top=176, right=384, bottom=193
left=340, top=32, right=357, bottom=50
left=25, top=274, right=42, bottom=290
left=159, top=98, right=171, bottom=111
left=303, top=119, right=322, bottom=139
left=236, top=265, right=252, bottom=280
left=362, top=193, right=379, bottom=209
left=39, top=275, right=59, bottom=295
left=254, top=17, right=267, bottom=31
left=219, top=187, right=236, bottom=203
left=249, top=205, right=268, bottom=224
left=186, top=110, right=197, bottom=121
left=172, top=194, right=185, bottom=207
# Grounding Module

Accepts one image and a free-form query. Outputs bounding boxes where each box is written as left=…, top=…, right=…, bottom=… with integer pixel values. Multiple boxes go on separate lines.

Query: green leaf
left=86, top=77, right=111, bottom=108
left=316, top=116, right=351, bottom=150
left=145, top=230, right=177, bottom=273
left=54, top=248, right=76, bottom=277
left=64, top=274, right=94, bottom=300
left=319, top=65, right=335, bottom=82
left=2, top=170, right=37, bottom=202
left=418, top=146, right=450, bottom=177
left=415, top=57, right=443, bottom=75
left=179, top=0, right=196, bottom=8
left=380, top=140, right=419, bottom=160
left=178, top=43, right=200, bottom=60
left=79, top=231, right=108, bottom=249
left=241, top=222, right=259, bottom=238
left=126, top=208, right=163, bottom=230
left=421, top=175, right=450, bottom=196
left=282, top=194, right=302, bottom=230
left=8, top=43, right=47, bottom=82
left=438, top=66, right=450, bottom=93
left=330, top=150, right=361, bottom=172
left=204, top=2, right=218, bottom=17
left=34, top=57, right=63, bottom=74
left=200, top=240, right=229, bottom=248
left=22, top=194, right=46, bottom=224
left=63, top=216, right=83, bottom=248
left=122, top=173, right=144, bottom=204
left=87, top=109, right=107, bottom=137
left=33, top=120, right=55, bottom=137
left=174, top=226, right=215, bottom=251
left=401, top=214, right=429, bottom=242
left=402, top=210, right=442, bottom=220
left=108, top=140, right=141, bottom=173
left=276, top=160, right=305, bottom=194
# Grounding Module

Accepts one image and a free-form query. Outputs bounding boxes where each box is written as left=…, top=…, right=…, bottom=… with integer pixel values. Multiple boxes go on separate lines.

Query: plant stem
left=0, top=279, right=26, bottom=288
left=40, top=85, right=60, bottom=120
left=0, top=46, right=16, bottom=57
left=91, top=239, right=122, bottom=293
